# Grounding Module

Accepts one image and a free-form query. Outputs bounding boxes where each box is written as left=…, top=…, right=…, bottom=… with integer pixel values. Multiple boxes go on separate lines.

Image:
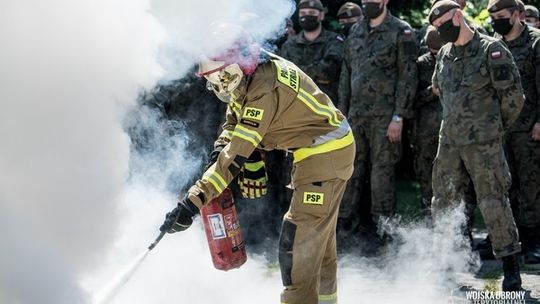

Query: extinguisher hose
left=148, top=231, right=166, bottom=251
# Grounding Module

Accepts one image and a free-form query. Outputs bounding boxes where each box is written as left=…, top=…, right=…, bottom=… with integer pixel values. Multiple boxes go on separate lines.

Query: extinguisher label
left=208, top=214, right=227, bottom=240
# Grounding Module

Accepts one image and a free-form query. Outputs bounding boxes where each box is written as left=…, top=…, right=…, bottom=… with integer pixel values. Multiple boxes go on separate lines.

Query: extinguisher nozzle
left=148, top=231, right=166, bottom=251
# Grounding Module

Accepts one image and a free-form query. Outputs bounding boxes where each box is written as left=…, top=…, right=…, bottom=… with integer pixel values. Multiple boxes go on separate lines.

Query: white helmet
left=197, top=23, right=260, bottom=101
left=198, top=58, right=244, bottom=99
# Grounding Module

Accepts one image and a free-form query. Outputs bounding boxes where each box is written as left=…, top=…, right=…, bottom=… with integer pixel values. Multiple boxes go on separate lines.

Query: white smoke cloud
left=337, top=205, right=480, bottom=304
left=0, top=0, right=293, bottom=303
left=87, top=193, right=479, bottom=304
left=0, top=0, right=164, bottom=303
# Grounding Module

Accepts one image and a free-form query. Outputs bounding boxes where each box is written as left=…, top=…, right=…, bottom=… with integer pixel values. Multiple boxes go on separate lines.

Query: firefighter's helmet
left=198, top=23, right=260, bottom=98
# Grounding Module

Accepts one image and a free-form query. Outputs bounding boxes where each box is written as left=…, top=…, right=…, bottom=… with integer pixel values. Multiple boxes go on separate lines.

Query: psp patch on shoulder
left=491, top=51, right=502, bottom=59
left=303, top=192, right=324, bottom=205
left=243, top=107, right=264, bottom=121
left=404, top=29, right=412, bottom=36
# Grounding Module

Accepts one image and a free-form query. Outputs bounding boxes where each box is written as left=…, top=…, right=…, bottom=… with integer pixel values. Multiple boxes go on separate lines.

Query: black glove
left=159, top=197, right=198, bottom=233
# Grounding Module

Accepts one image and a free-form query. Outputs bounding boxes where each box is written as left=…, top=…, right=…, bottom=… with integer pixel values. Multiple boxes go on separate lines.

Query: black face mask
left=492, top=18, right=513, bottom=36
left=363, top=3, right=384, bottom=19
left=299, top=15, right=320, bottom=32
left=437, top=18, right=461, bottom=43
left=341, top=22, right=355, bottom=36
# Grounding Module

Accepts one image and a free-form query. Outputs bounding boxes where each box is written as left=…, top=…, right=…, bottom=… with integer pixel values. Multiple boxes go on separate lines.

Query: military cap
left=525, top=5, right=540, bottom=19
left=487, top=0, right=518, bottom=13
left=431, top=0, right=461, bottom=5
left=298, top=0, right=324, bottom=11
left=337, top=2, right=362, bottom=18
left=425, top=25, right=444, bottom=50
left=429, top=0, right=460, bottom=24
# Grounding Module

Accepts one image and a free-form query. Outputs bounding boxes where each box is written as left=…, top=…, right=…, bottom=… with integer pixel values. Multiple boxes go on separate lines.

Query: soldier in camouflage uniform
left=488, top=0, right=540, bottom=264
left=338, top=0, right=418, bottom=233
left=279, top=0, right=344, bottom=102
left=429, top=1, right=525, bottom=291
left=413, top=26, right=444, bottom=213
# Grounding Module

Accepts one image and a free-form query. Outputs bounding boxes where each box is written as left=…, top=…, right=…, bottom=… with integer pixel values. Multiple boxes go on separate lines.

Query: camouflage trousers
left=412, top=134, right=439, bottom=210
left=432, top=139, right=521, bottom=258
left=340, top=115, right=401, bottom=223
left=504, top=131, right=540, bottom=228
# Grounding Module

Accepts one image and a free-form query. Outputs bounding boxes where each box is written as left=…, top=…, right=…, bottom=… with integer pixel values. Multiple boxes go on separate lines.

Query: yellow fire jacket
left=188, top=52, right=354, bottom=208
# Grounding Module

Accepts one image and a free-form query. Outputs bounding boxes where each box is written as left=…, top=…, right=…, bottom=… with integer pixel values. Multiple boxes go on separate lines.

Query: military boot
left=502, top=254, right=522, bottom=291
left=523, top=226, right=540, bottom=264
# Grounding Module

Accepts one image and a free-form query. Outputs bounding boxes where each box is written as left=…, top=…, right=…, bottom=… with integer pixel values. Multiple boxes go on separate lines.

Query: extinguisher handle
left=148, top=231, right=166, bottom=251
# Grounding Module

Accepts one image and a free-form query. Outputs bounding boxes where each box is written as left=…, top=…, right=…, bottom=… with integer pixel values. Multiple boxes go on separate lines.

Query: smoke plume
left=0, top=0, right=293, bottom=303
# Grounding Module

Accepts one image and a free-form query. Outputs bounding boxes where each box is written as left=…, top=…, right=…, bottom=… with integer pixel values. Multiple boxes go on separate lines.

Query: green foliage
left=388, top=0, right=431, bottom=28
left=524, top=0, right=540, bottom=8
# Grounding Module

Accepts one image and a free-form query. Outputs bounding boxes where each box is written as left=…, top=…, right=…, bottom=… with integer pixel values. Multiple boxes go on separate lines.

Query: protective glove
left=159, top=197, right=198, bottom=233
left=238, top=150, right=268, bottom=199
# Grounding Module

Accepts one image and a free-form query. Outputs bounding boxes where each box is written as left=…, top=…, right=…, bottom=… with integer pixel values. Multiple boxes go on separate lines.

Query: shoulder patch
left=240, top=118, right=260, bottom=128
left=403, top=29, right=413, bottom=36
left=243, top=107, right=264, bottom=121
left=491, top=51, right=502, bottom=59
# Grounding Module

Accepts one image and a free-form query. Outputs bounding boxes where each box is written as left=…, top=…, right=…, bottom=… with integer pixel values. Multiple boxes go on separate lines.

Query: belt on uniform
left=293, top=129, right=354, bottom=163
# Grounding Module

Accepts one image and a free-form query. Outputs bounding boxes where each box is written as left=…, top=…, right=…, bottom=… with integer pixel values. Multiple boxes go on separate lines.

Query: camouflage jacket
left=433, top=31, right=525, bottom=145
left=279, top=29, right=344, bottom=102
left=415, top=51, right=442, bottom=137
left=339, top=12, right=418, bottom=118
left=502, top=24, right=540, bottom=132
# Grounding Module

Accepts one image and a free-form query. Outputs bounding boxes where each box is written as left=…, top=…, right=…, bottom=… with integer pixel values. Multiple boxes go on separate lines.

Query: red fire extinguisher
left=201, top=188, right=247, bottom=271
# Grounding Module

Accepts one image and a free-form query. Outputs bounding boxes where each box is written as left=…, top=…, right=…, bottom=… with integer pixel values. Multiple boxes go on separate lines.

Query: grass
left=395, top=177, right=423, bottom=220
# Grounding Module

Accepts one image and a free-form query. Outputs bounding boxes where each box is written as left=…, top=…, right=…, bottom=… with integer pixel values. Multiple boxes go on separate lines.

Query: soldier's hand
left=387, top=121, right=403, bottom=144
left=532, top=123, right=540, bottom=141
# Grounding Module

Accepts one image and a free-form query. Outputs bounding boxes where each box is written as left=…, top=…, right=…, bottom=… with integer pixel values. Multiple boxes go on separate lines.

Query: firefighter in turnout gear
left=160, top=24, right=354, bottom=304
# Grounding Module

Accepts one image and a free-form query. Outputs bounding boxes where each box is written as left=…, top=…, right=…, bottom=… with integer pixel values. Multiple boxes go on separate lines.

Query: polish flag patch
left=404, top=29, right=412, bottom=36
left=491, top=51, right=502, bottom=59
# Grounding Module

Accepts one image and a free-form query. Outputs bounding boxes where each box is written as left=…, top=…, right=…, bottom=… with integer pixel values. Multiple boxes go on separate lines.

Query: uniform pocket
left=290, top=181, right=335, bottom=217
left=372, top=43, right=397, bottom=68
left=462, top=63, right=490, bottom=90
